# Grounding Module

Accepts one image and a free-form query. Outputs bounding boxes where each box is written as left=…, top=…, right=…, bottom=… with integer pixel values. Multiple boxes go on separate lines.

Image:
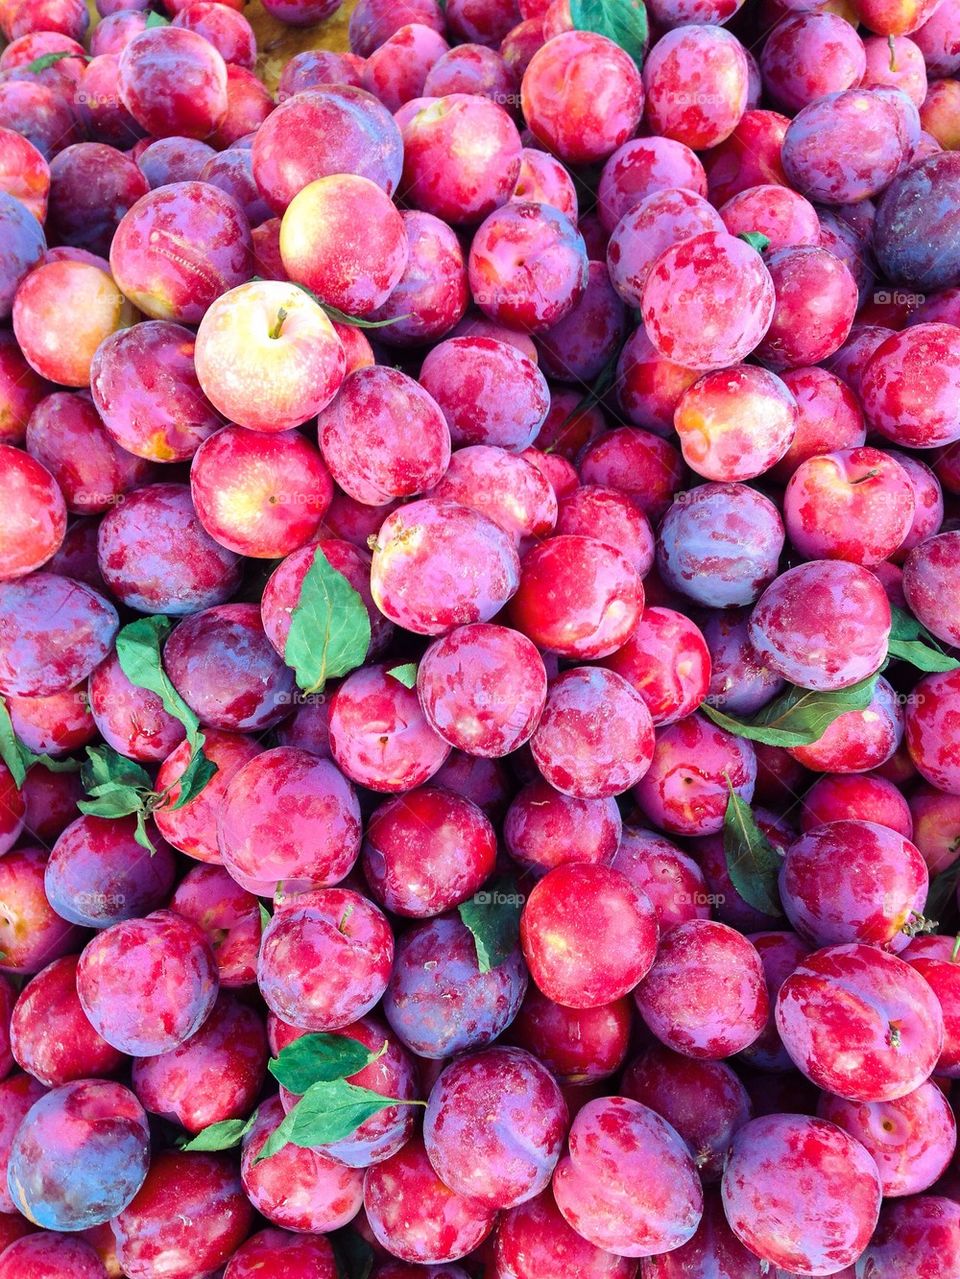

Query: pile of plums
left=1, top=0, right=960, bottom=1273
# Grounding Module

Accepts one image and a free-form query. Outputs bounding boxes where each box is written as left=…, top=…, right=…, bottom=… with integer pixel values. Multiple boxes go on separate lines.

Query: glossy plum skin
left=530, top=667, right=655, bottom=800
left=364, top=1135, right=498, bottom=1264
left=0, top=573, right=119, bottom=699
left=642, top=26, right=748, bottom=150
left=44, top=814, right=177, bottom=930
left=0, top=1233, right=109, bottom=1277
left=634, top=919, right=768, bottom=1059
left=253, top=85, right=402, bottom=214
left=424, top=1046, right=568, bottom=1209
left=24, top=392, right=149, bottom=517
left=384, top=915, right=527, bottom=1059
left=368, top=207, right=469, bottom=342
left=721, top=1113, right=882, bottom=1275
left=13, top=261, right=135, bottom=389
left=111, top=1151, right=253, bottom=1279
left=780, top=820, right=927, bottom=950
left=7, top=1080, right=150, bottom=1231
left=772, top=367, right=866, bottom=483
left=0, top=446, right=65, bottom=581
left=495, top=1187, right=637, bottom=1279
left=87, top=650, right=181, bottom=765
left=504, top=779, right=622, bottom=879
left=223, top=1229, right=337, bottom=1279
left=370, top=499, right=520, bottom=636
left=110, top=182, right=252, bottom=325
left=748, top=560, right=892, bottom=691
left=0, top=847, right=84, bottom=976
left=328, top=664, right=451, bottom=793
left=634, top=713, right=757, bottom=838
left=195, top=279, right=345, bottom=434
left=257, top=887, right=393, bottom=1031
left=318, top=366, right=449, bottom=503
left=856, top=1196, right=960, bottom=1279
left=903, top=531, right=960, bottom=644
left=788, top=675, right=904, bottom=775
left=280, top=174, right=407, bottom=317
left=155, top=730, right=262, bottom=864
left=521, top=31, right=644, bottom=166
left=598, top=136, right=707, bottom=234
left=217, top=746, right=361, bottom=896
left=416, top=623, right=546, bottom=757
left=641, top=232, right=775, bottom=373
left=77, top=910, right=219, bottom=1057
left=579, top=426, right=685, bottom=523
left=163, top=603, right=296, bottom=734
left=818, top=1081, right=956, bottom=1198
left=0, top=1073, right=46, bottom=1216
left=361, top=786, right=495, bottom=917
left=468, top=201, right=588, bottom=334
left=657, top=484, right=784, bottom=609
left=756, top=246, right=859, bottom=373
left=509, top=535, right=642, bottom=660
left=399, top=94, right=521, bottom=225
left=118, top=27, right=227, bottom=139
left=674, top=365, right=797, bottom=482
left=97, top=483, right=241, bottom=616
left=10, top=956, right=124, bottom=1088
left=418, top=337, right=548, bottom=453
left=552, top=1096, right=703, bottom=1258
left=785, top=447, right=916, bottom=567
left=191, top=425, right=332, bottom=559
left=782, top=90, right=905, bottom=206
left=0, top=190, right=45, bottom=321
left=520, top=863, right=659, bottom=1009
left=168, top=865, right=261, bottom=988
left=131, top=992, right=267, bottom=1134
left=803, top=774, right=914, bottom=841
left=775, top=943, right=945, bottom=1102
left=606, top=188, right=724, bottom=310
left=90, top=321, right=223, bottom=464
left=873, top=153, right=960, bottom=292
left=905, top=668, right=960, bottom=794
left=511, top=986, right=632, bottom=1085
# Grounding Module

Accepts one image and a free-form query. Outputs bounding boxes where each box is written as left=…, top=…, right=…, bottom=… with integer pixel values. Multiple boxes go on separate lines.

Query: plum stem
left=269, top=307, right=287, bottom=340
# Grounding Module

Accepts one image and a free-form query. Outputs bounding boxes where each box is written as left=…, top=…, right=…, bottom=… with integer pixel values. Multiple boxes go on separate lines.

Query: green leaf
left=268, top=1033, right=385, bottom=1094
left=115, top=617, right=217, bottom=806
left=738, top=231, right=771, bottom=253
left=331, top=1232, right=375, bottom=1279
left=259, top=902, right=272, bottom=930
left=458, top=876, right=524, bottom=974
left=21, top=50, right=86, bottom=74
left=700, top=676, right=878, bottom=748
left=179, top=1111, right=259, bottom=1152
left=77, top=791, right=145, bottom=821
left=569, top=0, right=648, bottom=69
left=284, top=546, right=371, bottom=696
left=926, top=860, right=960, bottom=924
left=144, top=10, right=169, bottom=25
left=723, top=782, right=783, bottom=917
left=386, top=663, right=418, bottom=689
left=887, top=605, right=960, bottom=673
left=254, top=1079, right=422, bottom=1163
left=81, top=744, right=153, bottom=796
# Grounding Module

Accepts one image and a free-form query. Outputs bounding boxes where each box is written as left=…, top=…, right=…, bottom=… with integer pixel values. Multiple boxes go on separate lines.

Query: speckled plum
left=371, top=499, right=520, bottom=635
left=77, top=910, right=219, bottom=1057
left=775, top=943, right=945, bottom=1101
left=606, top=188, right=724, bottom=310
left=641, top=232, right=775, bottom=372
left=0, top=573, right=118, bottom=699
left=633, top=713, right=757, bottom=837
left=7, top=1080, right=150, bottom=1230
left=520, top=863, right=659, bottom=1008
left=419, top=337, right=548, bottom=452
left=424, top=1047, right=567, bottom=1209
left=154, top=730, right=262, bottom=863
left=748, top=560, right=891, bottom=691
left=169, top=864, right=261, bottom=986
left=642, top=27, right=748, bottom=149
left=10, top=955, right=124, bottom=1087
left=109, top=182, right=252, bottom=324
left=721, top=1113, right=881, bottom=1275
left=383, top=915, right=527, bottom=1059
left=552, top=1096, right=703, bottom=1257
left=257, top=887, right=392, bottom=1030
left=634, top=919, right=767, bottom=1059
